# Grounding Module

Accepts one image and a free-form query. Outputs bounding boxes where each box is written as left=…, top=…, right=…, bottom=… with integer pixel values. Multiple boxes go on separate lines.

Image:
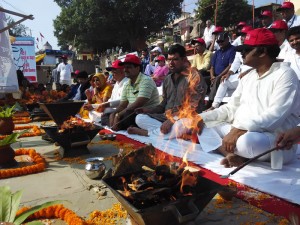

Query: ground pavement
left=0, top=121, right=291, bottom=225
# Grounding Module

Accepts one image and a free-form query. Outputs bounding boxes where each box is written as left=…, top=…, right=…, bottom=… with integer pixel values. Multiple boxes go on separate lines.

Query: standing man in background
left=57, top=55, right=73, bottom=86
left=202, top=20, right=215, bottom=49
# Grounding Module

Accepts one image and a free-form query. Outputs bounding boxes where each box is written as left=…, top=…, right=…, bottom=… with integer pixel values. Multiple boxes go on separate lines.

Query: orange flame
left=166, top=67, right=203, bottom=142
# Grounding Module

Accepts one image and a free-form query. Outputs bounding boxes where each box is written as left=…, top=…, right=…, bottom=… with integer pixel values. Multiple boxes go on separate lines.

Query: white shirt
left=73, top=84, right=81, bottom=100
left=108, top=77, right=128, bottom=107
left=285, top=15, right=300, bottom=29
left=231, top=36, right=242, bottom=47
left=278, top=39, right=293, bottom=61
left=229, top=52, right=252, bottom=74
left=57, top=63, right=73, bottom=81
left=201, top=62, right=300, bottom=133
left=284, top=50, right=300, bottom=80
left=203, top=25, right=215, bottom=44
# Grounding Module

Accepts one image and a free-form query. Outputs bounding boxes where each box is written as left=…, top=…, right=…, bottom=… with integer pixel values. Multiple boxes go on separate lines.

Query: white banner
left=11, top=37, right=37, bottom=83
left=0, top=12, right=19, bottom=93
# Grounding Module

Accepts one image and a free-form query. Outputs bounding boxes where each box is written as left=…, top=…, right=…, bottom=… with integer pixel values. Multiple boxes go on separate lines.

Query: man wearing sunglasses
left=208, top=32, right=236, bottom=109
left=172, top=28, right=300, bottom=168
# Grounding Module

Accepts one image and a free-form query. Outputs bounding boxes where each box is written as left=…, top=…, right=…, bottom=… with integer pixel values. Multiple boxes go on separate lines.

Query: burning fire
left=165, top=67, right=204, bottom=141
left=59, top=116, right=96, bottom=133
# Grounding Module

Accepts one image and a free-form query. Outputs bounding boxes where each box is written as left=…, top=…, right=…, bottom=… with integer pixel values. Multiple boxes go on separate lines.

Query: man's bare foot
left=220, top=153, right=247, bottom=168
left=220, top=157, right=231, bottom=168
left=127, top=127, right=149, bottom=136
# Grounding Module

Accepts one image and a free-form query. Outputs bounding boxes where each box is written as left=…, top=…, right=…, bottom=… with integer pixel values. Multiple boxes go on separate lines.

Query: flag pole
left=215, top=0, right=218, bottom=26
left=252, top=0, right=255, bottom=27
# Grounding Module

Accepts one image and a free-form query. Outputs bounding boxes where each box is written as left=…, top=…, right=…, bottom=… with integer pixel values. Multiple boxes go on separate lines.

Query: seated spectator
left=276, top=1, right=300, bottom=29
left=171, top=28, right=300, bottom=168
left=60, top=71, right=89, bottom=101
left=208, top=32, right=236, bottom=108
left=208, top=26, right=253, bottom=110
left=140, top=49, right=150, bottom=73
left=269, top=20, right=292, bottom=61
left=284, top=25, right=300, bottom=79
left=190, top=37, right=212, bottom=89
left=151, top=55, right=169, bottom=87
left=89, top=60, right=128, bottom=125
left=259, top=10, right=273, bottom=28
left=72, top=71, right=90, bottom=100
left=144, top=47, right=163, bottom=76
left=61, top=84, right=70, bottom=93
left=109, top=54, right=160, bottom=131
left=85, top=73, right=112, bottom=106
left=127, top=44, right=207, bottom=137
left=232, top=21, right=247, bottom=46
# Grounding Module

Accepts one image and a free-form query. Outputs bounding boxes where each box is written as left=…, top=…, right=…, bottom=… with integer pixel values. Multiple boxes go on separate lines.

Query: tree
left=6, top=16, right=29, bottom=37
left=53, top=0, right=183, bottom=51
left=195, top=0, right=251, bottom=27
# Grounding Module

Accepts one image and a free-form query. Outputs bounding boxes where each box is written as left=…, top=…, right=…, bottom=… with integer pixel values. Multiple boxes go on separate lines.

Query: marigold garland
left=86, top=203, right=127, bottom=225
left=16, top=204, right=87, bottom=225
left=13, top=116, right=32, bottom=124
left=0, top=148, right=46, bottom=179
left=0, top=125, right=44, bottom=140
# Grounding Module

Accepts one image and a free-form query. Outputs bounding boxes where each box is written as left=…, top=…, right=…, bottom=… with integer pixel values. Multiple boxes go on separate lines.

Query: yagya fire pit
left=40, top=101, right=103, bottom=157
left=102, top=145, right=221, bottom=225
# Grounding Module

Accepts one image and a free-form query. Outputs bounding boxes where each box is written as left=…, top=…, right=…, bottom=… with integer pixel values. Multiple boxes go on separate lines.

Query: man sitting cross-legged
left=127, top=44, right=207, bottom=137
left=109, top=54, right=160, bottom=131
left=170, top=28, right=300, bottom=168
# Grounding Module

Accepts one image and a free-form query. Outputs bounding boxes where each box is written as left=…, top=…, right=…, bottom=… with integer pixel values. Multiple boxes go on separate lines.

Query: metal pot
left=85, top=157, right=106, bottom=179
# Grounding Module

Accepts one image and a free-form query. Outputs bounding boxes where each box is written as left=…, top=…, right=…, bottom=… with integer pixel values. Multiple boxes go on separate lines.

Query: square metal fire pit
left=39, top=101, right=103, bottom=157
left=102, top=170, right=221, bottom=225
left=42, top=125, right=102, bottom=157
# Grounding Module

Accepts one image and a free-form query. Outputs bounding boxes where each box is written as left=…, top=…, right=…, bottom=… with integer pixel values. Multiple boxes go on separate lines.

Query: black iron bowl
left=26, top=103, right=40, bottom=112
left=41, top=124, right=103, bottom=157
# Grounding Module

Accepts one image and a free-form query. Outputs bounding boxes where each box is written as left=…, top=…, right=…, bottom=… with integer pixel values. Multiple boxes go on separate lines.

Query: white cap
left=150, top=46, right=162, bottom=53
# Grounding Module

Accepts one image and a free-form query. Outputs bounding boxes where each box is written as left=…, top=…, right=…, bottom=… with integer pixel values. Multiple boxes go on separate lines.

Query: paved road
left=0, top=122, right=289, bottom=225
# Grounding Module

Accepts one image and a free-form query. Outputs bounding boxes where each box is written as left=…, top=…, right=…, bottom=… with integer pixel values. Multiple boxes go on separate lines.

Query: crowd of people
left=1, top=1, right=299, bottom=170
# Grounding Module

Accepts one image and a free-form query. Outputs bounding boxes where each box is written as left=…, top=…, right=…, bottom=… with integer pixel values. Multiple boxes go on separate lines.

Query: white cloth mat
left=108, top=127, right=300, bottom=205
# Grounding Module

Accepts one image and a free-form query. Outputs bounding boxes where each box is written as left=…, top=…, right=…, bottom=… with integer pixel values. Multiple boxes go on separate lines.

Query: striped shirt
left=121, top=72, right=160, bottom=108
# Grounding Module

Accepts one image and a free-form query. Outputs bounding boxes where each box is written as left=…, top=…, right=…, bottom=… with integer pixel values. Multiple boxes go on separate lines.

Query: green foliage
left=53, top=0, right=183, bottom=51
left=0, top=104, right=16, bottom=118
left=0, top=130, right=27, bottom=147
left=6, top=16, right=29, bottom=37
left=0, top=186, right=62, bottom=225
left=195, top=0, right=251, bottom=27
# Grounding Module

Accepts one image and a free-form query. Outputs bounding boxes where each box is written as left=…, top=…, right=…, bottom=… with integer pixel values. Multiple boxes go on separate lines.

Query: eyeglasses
left=216, top=40, right=225, bottom=44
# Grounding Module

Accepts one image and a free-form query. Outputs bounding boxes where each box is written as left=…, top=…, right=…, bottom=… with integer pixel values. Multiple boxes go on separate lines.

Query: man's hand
left=109, top=112, right=121, bottom=131
left=276, top=127, right=300, bottom=150
left=83, top=103, right=93, bottom=111
left=221, top=73, right=231, bottom=82
left=221, top=128, right=247, bottom=153
left=160, top=120, right=174, bottom=134
left=135, top=107, right=150, bottom=114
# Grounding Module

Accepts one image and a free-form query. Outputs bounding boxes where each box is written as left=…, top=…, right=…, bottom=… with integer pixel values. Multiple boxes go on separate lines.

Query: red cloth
left=103, top=131, right=300, bottom=219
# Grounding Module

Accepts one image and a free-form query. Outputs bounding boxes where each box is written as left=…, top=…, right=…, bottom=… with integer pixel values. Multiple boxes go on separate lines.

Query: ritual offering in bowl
left=100, top=133, right=117, bottom=141
left=40, top=102, right=103, bottom=157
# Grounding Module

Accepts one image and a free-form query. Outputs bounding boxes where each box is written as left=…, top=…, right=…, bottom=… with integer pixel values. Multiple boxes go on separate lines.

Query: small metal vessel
left=85, top=157, right=106, bottom=179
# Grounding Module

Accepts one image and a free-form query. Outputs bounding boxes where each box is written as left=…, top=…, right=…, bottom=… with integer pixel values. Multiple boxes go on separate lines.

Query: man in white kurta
left=171, top=28, right=300, bottom=168
left=57, top=55, right=73, bottom=86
